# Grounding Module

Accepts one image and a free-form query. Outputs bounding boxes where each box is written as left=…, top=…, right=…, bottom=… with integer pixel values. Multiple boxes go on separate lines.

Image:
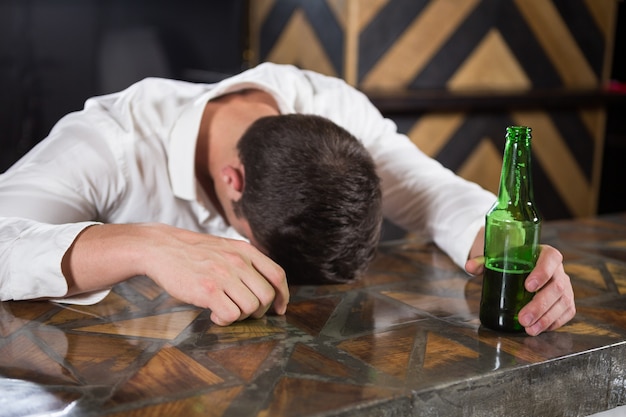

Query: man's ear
left=220, top=165, right=244, bottom=198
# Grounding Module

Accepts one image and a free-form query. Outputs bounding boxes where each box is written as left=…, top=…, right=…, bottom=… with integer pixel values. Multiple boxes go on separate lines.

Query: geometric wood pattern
left=249, top=0, right=619, bottom=220
left=250, top=0, right=617, bottom=89
left=392, top=108, right=605, bottom=219
left=1, top=213, right=626, bottom=416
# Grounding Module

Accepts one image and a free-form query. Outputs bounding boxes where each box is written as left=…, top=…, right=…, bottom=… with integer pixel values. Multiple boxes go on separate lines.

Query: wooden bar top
left=2, top=213, right=626, bottom=416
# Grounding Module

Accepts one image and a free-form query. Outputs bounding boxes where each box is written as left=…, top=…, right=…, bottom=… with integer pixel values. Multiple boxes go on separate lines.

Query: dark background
left=0, top=0, right=248, bottom=171
left=1, top=0, right=624, bottom=216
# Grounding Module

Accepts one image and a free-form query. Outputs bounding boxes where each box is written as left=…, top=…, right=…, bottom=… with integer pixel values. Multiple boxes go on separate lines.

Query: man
left=0, top=63, right=575, bottom=334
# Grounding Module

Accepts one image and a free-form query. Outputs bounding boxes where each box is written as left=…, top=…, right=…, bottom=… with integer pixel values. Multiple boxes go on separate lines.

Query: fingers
left=524, top=245, right=563, bottom=293
left=146, top=227, right=289, bottom=327
left=231, top=240, right=289, bottom=316
left=249, top=253, right=289, bottom=315
left=209, top=243, right=288, bottom=326
left=210, top=279, right=268, bottom=326
left=518, top=245, right=575, bottom=336
left=208, top=290, right=247, bottom=326
left=519, top=280, right=576, bottom=336
left=238, top=267, right=279, bottom=319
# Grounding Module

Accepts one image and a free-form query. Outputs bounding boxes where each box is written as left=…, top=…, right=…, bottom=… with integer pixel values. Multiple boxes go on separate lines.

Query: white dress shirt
left=0, top=62, right=496, bottom=304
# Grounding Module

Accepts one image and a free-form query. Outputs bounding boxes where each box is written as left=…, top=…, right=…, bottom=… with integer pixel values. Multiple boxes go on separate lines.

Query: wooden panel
left=391, top=109, right=604, bottom=220
left=248, top=0, right=618, bottom=219
left=250, top=0, right=616, bottom=88
left=249, top=0, right=346, bottom=78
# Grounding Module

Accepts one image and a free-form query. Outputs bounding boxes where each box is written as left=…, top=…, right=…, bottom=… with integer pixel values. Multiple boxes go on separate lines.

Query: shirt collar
left=168, top=77, right=292, bottom=202
left=168, top=95, right=208, bottom=201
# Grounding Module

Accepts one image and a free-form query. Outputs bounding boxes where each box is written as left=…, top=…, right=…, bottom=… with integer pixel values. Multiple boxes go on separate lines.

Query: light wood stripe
left=458, top=138, right=502, bottom=195
left=74, top=310, right=202, bottom=340
left=251, top=0, right=276, bottom=26
left=361, top=0, right=480, bottom=89
left=448, top=29, right=532, bottom=91
left=248, top=0, right=276, bottom=65
left=586, top=108, right=607, bottom=216
left=357, top=0, right=390, bottom=31
left=585, top=0, right=619, bottom=82
left=584, top=0, right=618, bottom=41
left=514, top=0, right=597, bottom=88
left=608, top=263, right=626, bottom=294
left=327, top=0, right=348, bottom=28
left=266, top=10, right=337, bottom=77
left=424, top=333, right=478, bottom=370
left=407, top=113, right=465, bottom=157
left=343, top=0, right=359, bottom=85
left=513, top=112, right=593, bottom=217
left=565, top=264, right=607, bottom=289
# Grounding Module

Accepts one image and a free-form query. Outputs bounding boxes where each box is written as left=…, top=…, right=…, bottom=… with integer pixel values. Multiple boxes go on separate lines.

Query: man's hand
left=144, top=224, right=288, bottom=326
left=466, top=244, right=576, bottom=336
left=62, top=223, right=289, bottom=326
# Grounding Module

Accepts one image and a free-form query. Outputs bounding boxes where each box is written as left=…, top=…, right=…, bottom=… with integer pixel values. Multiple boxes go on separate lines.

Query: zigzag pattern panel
left=359, top=0, right=615, bottom=90
left=249, top=0, right=617, bottom=219
left=393, top=108, right=602, bottom=220
left=250, top=0, right=616, bottom=89
left=249, top=0, right=346, bottom=79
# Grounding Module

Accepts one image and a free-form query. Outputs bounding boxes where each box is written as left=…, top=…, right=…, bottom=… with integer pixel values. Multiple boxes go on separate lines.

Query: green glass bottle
left=479, top=126, right=542, bottom=332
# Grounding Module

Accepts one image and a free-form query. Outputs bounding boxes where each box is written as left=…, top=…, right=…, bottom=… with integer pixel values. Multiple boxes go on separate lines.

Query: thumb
left=465, top=256, right=485, bottom=276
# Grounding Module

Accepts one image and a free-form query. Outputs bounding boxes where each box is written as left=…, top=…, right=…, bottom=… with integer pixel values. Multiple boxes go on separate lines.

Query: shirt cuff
left=51, top=288, right=110, bottom=305
left=9, top=221, right=101, bottom=300
left=451, top=217, right=485, bottom=272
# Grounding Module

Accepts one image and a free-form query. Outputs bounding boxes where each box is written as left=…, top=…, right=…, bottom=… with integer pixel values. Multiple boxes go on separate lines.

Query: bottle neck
left=497, top=127, right=534, bottom=207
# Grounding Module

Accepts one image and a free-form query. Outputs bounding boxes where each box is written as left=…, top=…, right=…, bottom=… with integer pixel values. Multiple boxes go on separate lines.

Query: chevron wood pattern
left=395, top=108, right=604, bottom=219
left=249, top=0, right=616, bottom=89
left=249, top=0, right=618, bottom=220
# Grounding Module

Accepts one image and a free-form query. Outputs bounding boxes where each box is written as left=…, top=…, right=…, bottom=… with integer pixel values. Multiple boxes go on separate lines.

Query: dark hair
left=234, top=114, right=382, bottom=285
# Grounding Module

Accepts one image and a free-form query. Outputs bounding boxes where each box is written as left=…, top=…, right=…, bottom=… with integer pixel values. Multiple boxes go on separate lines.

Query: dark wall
left=598, top=1, right=626, bottom=215
left=0, top=0, right=247, bottom=172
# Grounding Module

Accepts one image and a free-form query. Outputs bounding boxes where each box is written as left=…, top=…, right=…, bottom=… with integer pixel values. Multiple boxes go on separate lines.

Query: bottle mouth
left=507, top=126, right=531, bottom=135
left=506, top=126, right=532, bottom=142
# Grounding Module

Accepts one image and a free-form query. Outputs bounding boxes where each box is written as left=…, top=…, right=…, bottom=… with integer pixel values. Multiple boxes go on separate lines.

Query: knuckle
left=231, top=239, right=254, bottom=255
left=552, top=278, right=567, bottom=294
left=200, top=279, right=221, bottom=296
left=271, top=268, right=288, bottom=288
left=535, top=315, right=551, bottom=333
left=243, top=298, right=261, bottom=315
left=547, top=245, right=563, bottom=262
left=566, top=300, right=577, bottom=319
left=555, top=251, right=563, bottom=264
left=257, top=288, right=276, bottom=308
left=223, top=251, right=247, bottom=268
left=535, top=295, right=551, bottom=313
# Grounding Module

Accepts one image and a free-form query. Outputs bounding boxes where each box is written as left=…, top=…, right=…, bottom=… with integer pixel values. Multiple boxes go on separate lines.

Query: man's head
left=233, top=114, right=382, bottom=285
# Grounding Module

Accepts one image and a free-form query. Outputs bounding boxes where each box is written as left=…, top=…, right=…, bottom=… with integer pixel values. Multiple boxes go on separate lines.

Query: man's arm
left=61, top=222, right=289, bottom=326
left=465, top=228, right=576, bottom=336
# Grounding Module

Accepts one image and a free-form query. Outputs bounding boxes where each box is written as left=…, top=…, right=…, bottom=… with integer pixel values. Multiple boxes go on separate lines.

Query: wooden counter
left=1, top=213, right=626, bottom=416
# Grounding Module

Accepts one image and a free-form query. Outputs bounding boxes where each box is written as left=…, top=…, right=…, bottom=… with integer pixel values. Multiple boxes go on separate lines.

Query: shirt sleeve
left=295, top=68, right=496, bottom=269
left=0, top=109, right=123, bottom=304
left=0, top=217, right=108, bottom=303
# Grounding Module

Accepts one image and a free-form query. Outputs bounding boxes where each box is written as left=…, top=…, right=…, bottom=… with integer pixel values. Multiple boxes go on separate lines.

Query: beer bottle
left=479, top=126, right=542, bottom=332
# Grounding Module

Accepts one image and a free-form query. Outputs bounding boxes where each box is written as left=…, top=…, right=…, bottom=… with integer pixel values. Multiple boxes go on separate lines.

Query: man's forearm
left=61, top=223, right=150, bottom=296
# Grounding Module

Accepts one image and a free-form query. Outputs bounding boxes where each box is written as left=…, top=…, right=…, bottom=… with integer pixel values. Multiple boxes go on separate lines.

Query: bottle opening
left=506, top=126, right=532, bottom=143
left=506, top=126, right=531, bottom=135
